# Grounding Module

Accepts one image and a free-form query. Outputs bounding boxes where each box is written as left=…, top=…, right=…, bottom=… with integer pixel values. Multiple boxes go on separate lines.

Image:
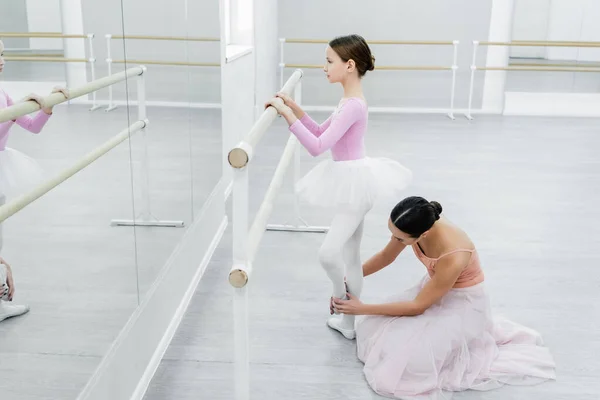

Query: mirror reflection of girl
left=0, top=40, right=68, bottom=322
left=266, top=34, right=413, bottom=339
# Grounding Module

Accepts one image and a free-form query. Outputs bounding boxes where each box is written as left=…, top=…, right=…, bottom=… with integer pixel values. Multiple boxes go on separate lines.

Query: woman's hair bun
left=430, top=201, right=442, bottom=218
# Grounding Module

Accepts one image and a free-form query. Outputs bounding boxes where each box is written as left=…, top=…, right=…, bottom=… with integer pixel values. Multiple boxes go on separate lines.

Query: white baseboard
left=77, top=179, right=228, bottom=400
left=224, top=179, right=233, bottom=201
left=130, top=213, right=228, bottom=400
left=503, top=92, right=600, bottom=117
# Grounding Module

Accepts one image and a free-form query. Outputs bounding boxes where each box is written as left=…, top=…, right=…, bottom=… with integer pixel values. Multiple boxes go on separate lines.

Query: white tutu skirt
left=295, top=157, right=413, bottom=211
left=0, top=148, right=44, bottom=199
left=356, top=275, right=556, bottom=399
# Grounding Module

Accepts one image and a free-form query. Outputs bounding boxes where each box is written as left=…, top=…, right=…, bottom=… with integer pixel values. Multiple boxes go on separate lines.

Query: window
left=223, top=0, right=254, bottom=62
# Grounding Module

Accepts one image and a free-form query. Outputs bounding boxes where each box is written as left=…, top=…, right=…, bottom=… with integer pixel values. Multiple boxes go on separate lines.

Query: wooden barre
left=0, top=32, right=88, bottom=39
left=480, top=41, right=600, bottom=48
left=283, top=63, right=452, bottom=71
left=4, top=56, right=88, bottom=63
left=109, top=35, right=219, bottom=42
left=513, top=39, right=600, bottom=46
left=112, top=59, right=219, bottom=67
left=4, top=52, right=63, bottom=58
left=479, top=66, right=600, bottom=72
left=510, top=62, right=600, bottom=68
left=283, top=38, right=455, bottom=45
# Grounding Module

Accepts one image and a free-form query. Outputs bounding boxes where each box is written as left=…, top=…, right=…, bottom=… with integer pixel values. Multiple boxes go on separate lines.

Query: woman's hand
left=22, top=86, right=69, bottom=115
left=0, top=258, right=15, bottom=301
left=332, top=292, right=365, bottom=315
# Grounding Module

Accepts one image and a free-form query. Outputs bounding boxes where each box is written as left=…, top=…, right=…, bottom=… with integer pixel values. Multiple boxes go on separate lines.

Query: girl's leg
left=340, top=219, right=364, bottom=328
left=318, top=209, right=366, bottom=300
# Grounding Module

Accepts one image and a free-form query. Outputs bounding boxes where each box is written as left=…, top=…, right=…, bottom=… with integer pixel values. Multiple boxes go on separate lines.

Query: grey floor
left=0, top=104, right=222, bottom=400
left=143, top=113, right=600, bottom=399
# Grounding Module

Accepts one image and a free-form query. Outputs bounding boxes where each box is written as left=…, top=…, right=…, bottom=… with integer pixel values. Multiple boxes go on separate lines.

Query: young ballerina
left=332, top=196, right=556, bottom=399
left=266, top=34, right=413, bottom=339
left=0, top=40, right=68, bottom=322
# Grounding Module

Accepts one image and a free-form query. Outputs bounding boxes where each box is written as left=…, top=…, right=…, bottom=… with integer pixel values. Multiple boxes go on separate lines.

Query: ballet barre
left=0, top=65, right=183, bottom=228
left=0, top=67, right=147, bottom=224
left=0, top=120, right=145, bottom=224
left=279, top=37, right=459, bottom=119
left=466, top=40, right=600, bottom=120
left=228, top=69, right=311, bottom=400
left=0, top=31, right=100, bottom=111
left=103, top=34, right=220, bottom=111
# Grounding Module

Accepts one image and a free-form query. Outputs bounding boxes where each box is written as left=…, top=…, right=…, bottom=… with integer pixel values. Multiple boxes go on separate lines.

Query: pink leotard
left=412, top=244, right=485, bottom=289
left=0, top=88, right=51, bottom=150
left=288, top=97, right=367, bottom=161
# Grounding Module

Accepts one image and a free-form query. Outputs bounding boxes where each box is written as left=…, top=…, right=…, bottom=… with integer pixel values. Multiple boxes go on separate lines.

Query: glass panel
left=0, top=0, right=138, bottom=398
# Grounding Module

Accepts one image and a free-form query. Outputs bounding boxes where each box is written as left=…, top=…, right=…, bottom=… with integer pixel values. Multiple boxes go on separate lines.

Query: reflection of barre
left=0, top=66, right=144, bottom=123
left=466, top=39, right=600, bottom=120
left=108, top=34, right=219, bottom=42
left=279, top=38, right=460, bottom=119
left=228, top=69, right=304, bottom=169
left=103, top=34, right=219, bottom=111
left=1, top=32, right=100, bottom=111
left=228, top=135, right=299, bottom=288
left=4, top=56, right=88, bottom=62
left=3, top=52, right=64, bottom=57
left=111, top=60, right=219, bottom=67
left=0, top=32, right=88, bottom=39
left=0, top=120, right=146, bottom=224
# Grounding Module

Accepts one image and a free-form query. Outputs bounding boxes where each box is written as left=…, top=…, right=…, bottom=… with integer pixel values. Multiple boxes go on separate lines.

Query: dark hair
left=390, top=196, right=442, bottom=238
left=329, top=34, right=375, bottom=77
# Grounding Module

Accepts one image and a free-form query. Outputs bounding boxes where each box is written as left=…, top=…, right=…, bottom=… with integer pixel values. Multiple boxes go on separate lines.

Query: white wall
left=482, top=0, right=515, bottom=112
left=81, top=0, right=221, bottom=104
left=254, top=0, right=278, bottom=117
left=0, top=1, right=29, bottom=49
left=278, top=0, right=493, bottom=110
left=27, top=0, right=63, bottom=50
left=510, top=0, right=550, bottom=58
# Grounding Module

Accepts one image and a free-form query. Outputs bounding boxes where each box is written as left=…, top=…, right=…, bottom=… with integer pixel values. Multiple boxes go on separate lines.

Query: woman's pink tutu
left=355, top=275, right=556, bottom=399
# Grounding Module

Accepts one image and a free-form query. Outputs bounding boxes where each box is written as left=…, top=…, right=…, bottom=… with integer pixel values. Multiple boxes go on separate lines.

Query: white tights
left=318, top=207, right=366, bottom=329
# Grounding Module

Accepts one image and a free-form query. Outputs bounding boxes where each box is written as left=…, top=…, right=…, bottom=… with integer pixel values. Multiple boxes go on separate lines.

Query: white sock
left=327, top=315, right=356, bottom=340
left=0, top=300, right=30, bottom=322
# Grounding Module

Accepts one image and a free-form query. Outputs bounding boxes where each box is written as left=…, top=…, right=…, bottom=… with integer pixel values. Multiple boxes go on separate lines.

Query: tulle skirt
left=356, top=275, right=556, bottom=399
left=0, top=147, right=44, bottom=199
left=295, top=157, right=413, bottom=212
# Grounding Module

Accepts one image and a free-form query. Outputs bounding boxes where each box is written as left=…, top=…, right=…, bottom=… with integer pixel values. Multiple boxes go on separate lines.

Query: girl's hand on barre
left=276, top=92, right=296, bottom=107
left=265, top=97, right=292, bottom=116
left=21, top=86, right=68, bottom=115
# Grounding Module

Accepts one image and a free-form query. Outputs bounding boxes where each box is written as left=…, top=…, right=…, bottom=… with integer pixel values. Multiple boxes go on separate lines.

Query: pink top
left=412, top=244, right=485, bottom=288
left=289, top=97, right=367, bottom=161
left=0, top=88, right=51, bottom=150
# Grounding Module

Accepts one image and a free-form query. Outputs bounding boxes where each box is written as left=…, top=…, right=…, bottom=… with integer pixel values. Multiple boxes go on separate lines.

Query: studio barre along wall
left=81, top=0, right=220, bottom=105
left=278, top=0, right=493, bottom=110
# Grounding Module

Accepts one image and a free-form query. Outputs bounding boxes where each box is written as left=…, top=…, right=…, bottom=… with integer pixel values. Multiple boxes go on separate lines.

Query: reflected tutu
left=0, top=147, right=44, bottom=198
left=295, top=156, right=413, bottom=211
left=356, top=275, right=556, bottom=399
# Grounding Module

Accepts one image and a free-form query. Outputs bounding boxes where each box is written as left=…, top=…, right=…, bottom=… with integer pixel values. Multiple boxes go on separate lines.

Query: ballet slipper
left=327, top=315, right=356, bottom=340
